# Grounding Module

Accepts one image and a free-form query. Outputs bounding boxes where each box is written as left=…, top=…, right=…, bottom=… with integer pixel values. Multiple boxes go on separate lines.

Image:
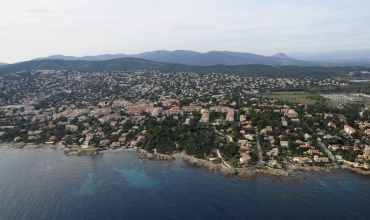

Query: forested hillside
left=1, top=57, right=368, bottom=78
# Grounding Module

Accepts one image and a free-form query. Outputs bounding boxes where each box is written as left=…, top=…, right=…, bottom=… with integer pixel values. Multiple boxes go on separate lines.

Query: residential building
left=280, top=141, right=289, bottom=147
left=344, top=125, right=356, bottom=135
left=182, top=106, right=202, bottom=112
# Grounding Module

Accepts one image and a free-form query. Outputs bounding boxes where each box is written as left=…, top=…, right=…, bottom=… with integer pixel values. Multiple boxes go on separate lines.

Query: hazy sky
left=1, top=0, right=370, bottom=63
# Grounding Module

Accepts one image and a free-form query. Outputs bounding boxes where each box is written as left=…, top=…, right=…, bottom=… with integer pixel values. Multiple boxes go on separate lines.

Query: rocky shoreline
left=2, top=142, right=370, bottom=178
left=138, top=149, right=175, bottom=162
left=344, top=166, right=370, bottom=175
left=182, top=154, right=305, bottom=181
left=12, top=142, right=62, bottom=149
left=294, top=164, right=342, bottom=173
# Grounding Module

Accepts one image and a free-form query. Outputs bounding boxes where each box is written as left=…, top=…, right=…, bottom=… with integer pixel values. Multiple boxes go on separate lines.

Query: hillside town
left=1, top=69, right=370, bottom=173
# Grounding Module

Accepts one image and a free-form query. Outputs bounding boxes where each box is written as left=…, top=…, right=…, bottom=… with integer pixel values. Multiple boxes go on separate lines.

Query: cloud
left=1, top=0, right=370, bottom=63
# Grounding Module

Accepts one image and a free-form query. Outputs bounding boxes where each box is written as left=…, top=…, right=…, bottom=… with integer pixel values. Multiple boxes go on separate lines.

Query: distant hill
left=134, top=50, right=301, bottom=65
left=288, top=49, right=370, bottom=61
left=33, top=50, right=305, bottom=66
left=34, top=54, right=128, bottom=61
left=0, top=57, right=365, bottom=78
left=0, top=62, right=7, bottom=66
left=270, top=53, right=292, bottom=59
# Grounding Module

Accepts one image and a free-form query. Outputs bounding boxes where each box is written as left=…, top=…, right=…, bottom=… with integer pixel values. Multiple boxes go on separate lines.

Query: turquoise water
left=0, top=145, right=369, bottom=219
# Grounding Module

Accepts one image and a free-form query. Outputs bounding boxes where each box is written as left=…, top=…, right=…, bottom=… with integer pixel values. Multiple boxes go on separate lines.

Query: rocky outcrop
left=183, top=154, right=222, bottom=172
left=344, top=167, right=370, bottom=175
left=220, top=166, right=238, bottom=176
left=183, top=154, right=304, bottom=180
left=64, top=148, right=98, bottom=156
left=13, top=143, right=25, bottom=148
left=146, top=153, right=175, bottom=162
left=296, top=164, right=341, bottom=173
left=64, top=148, right=71, bottom=154
left=258, top=167, right=304, bottom=181
left=138, top=150, right=175, bottom=161
left=77, top=149, right=98, bottom=156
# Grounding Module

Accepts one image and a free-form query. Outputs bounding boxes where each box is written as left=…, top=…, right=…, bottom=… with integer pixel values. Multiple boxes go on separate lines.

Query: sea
left=0, top=145, right=369, bottom=220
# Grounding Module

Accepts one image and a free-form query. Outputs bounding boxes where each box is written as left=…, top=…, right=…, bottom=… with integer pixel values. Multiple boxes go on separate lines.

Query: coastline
left=1, top=142, right=65, bottom=150
left=2, top=142, right=370, bottom=178
left=99, top=148, right=137, bottom=154
left=343, top=166, right=370, bottom=175
left=181, top=153, right=370, bottom=180
left=138, top=149, right=175, bottom=162
left=182, top=154, right=304, bottom=181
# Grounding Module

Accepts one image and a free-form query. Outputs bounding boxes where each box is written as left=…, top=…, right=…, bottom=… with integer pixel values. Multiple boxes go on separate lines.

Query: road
left=213, top=128, right=233, bottom=169
left=225, top=135, right=233, bottom=142
left=254, top=127, right=264, bottom=167
left=216, top=149, right=232, bottom=168
left=213, top=127, right=232, bottom=142
left=317, top=138, right=337, bottom=163
left=304, top=122, right=337, bottom=163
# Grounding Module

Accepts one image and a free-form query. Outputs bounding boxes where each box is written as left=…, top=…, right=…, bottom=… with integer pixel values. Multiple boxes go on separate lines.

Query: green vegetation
left=140, top=115, right=221, bottom=158
left=258, top=92, right=326, bottom=105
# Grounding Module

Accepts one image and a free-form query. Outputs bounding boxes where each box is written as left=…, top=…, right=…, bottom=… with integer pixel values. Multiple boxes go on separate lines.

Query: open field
left=257, top=92, right=322, bottom=105
left=258, top=92, right=370, bottom=107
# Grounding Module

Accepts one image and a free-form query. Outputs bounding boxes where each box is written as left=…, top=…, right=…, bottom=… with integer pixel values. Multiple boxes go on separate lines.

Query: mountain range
left=33, top=50, right=300, bottom=66
left=1, top=57, right=368, bottom=79
left=2, top=49, right=370, bottom=67
left=30, top=49, right=370, bottom=64
left=1, top=49, right=369, bottom=77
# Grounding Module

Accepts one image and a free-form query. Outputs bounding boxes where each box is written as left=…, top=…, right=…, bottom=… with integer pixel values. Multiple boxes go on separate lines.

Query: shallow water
left=0, top=146, right=369, bottom=219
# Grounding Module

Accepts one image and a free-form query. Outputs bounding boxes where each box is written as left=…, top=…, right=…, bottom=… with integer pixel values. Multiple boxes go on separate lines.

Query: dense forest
left=140, top=113, right=230, bottom=159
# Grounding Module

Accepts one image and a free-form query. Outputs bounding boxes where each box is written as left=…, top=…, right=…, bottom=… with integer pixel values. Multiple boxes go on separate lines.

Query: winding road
left=216, top=149, right=232, bottom=168
left=213, top=128, right=233, bottom=169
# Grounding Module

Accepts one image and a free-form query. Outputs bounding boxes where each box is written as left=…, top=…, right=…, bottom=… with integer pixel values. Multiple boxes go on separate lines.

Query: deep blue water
left=0, top=145, right=369, bottom=220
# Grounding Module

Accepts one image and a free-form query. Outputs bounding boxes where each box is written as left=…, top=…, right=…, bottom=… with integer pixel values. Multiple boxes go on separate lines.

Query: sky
left=1, top=0, right=370, bottom=63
